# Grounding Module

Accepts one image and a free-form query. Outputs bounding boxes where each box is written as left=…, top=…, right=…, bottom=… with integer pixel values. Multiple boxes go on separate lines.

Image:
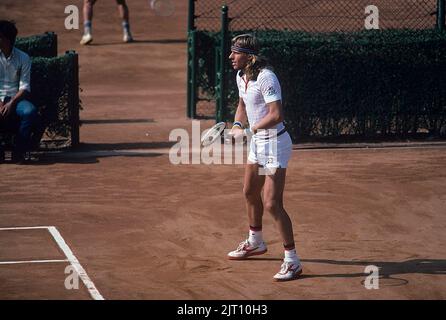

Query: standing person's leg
left=263, top=168, right=302, bottom=281
left=80, top=0, right=96, bottom=45
left=244, top=163, right=265, bottom=228
left=84, top=0, right=95, bottom=22
left=117, top=0, right=133, bottom=42
left=117, top=0, right=129, bottom=21
left=13, top=100, right=39, bottom=163
left=228, top=163, right=267, bottom=259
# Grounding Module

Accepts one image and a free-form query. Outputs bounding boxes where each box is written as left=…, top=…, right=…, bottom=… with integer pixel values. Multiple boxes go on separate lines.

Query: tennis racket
left=149, top=0, right=175, bottom=17
left=201, top=122, right=226, bottom=147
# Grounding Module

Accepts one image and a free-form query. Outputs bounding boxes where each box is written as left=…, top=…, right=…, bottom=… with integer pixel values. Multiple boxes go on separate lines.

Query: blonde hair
left=231, top=34, right=270, bottom=82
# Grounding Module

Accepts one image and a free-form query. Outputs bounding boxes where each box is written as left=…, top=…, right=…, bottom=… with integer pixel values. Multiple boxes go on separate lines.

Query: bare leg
left=116, top=0, right=133, bottom=42
left=227, top=163, right=267, bottom=259
left=264, top=168, right=302, bottom=280
left=83, top=0, right=96, bottom=23
left=243, top=163, right=265, bottom=228
left=263, top=168, right=295, bottom=246
left=80, top=0, right=96, bottom=44
left=116, top=0, right=130, bottom=22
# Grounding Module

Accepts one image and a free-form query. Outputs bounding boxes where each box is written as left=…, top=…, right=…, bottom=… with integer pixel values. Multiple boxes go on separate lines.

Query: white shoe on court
left=273, top=260, right=303, bottom=281
left=227, top=239, right=267, bottom=260
left=80, top=33, right=93, bottom=45
left=123, top=32, right=134, bottom=43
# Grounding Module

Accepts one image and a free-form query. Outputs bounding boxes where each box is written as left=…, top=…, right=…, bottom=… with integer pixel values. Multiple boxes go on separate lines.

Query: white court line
left=0, top=226, right=53, bottom=231
left=0, top=226, right=104, bottom=300
left=47, top=227, right=104, bottom=300
left=0, top=259, right=68, bottom=265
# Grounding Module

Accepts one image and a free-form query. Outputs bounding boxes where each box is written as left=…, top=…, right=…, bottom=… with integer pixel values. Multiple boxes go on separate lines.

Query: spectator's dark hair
left=0, top=20, right=18, bottom=46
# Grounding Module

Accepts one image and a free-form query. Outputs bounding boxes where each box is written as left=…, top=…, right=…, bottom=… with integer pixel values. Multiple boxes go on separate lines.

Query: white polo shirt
left=236, top=68, right=285, bottom=138
left=0, top=47, right=31, bottom=101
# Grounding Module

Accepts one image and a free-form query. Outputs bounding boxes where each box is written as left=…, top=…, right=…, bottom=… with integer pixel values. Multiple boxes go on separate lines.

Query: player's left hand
left=229, top=126, right=244, bottom=140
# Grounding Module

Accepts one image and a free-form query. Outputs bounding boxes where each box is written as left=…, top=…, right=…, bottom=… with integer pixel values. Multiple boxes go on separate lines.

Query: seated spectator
left=0, top=20, right=41, bottom=164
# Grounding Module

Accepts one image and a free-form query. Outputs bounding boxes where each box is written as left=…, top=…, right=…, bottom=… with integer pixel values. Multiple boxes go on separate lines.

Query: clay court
left=1, top=0, right=445, bottom=300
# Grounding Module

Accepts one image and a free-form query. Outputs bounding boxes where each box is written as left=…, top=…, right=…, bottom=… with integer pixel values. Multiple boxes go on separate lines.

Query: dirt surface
left=1, top=0, right=446, bottom=300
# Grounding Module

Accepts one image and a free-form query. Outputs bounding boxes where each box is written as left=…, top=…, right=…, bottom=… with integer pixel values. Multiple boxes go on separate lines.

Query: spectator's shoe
left=273, top=260, right=303, bottom=281
left=80, top=33, right=93, bottom=45
left=227, top=239, right=267, bottom=260
left=123, top=31, right=134, bottom=43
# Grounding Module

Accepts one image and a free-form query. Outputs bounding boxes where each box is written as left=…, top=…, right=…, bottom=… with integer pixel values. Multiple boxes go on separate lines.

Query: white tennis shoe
left=123, top=31, right=134, bottom=43
left=273, top=260, right=303, bottom=281
left=227, top=239, right=267, bottom=260
left=80, top=33, right=93, bottom=45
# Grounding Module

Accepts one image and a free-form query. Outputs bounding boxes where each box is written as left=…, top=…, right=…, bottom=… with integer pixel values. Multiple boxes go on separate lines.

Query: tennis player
left=227, top=34, right=302, bottom=281
left=80, top=0, right=133, bottom=45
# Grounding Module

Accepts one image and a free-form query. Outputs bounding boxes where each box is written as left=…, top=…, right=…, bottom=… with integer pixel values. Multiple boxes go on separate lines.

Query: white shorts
left=248, top=131, right=292, bottom=169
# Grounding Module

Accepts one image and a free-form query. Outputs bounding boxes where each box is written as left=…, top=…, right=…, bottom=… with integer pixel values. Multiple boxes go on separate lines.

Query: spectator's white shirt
left=0, top=47, right=31, bottom=101
left=236, top=68, right=285, bottom=138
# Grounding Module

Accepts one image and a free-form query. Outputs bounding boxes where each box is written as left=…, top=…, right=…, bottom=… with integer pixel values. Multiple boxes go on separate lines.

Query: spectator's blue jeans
left=15, top=100, right=40, bottom=154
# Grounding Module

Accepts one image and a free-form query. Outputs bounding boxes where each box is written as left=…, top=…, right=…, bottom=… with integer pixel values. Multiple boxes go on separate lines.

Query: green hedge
left=197, top=29, right=446, bottom=141
left=16, top=32, right=77, bottom=141
left=30, top=54, right=78, bottom=140
left=15, top=32, right=58, bottom=58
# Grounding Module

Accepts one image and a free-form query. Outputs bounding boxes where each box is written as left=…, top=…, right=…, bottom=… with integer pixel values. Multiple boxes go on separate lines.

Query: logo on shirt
left=266, top=87, right=276, bottom=96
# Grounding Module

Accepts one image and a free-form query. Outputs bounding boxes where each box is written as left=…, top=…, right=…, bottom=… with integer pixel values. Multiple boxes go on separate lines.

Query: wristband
left=232, top=121, right=243, bottom=129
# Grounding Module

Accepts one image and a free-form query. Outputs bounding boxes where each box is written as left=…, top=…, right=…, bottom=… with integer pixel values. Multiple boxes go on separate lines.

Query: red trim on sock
left=249, top=225, right=262, bottom=232
left=284, top=243, right=295, bottom=251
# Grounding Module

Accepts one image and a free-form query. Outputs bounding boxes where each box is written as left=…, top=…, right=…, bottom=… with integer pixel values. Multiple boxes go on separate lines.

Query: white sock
left=284, top=249, right=300, bottom=264
left=84, top=21, right=92, bottom=35
left=248, top=228, right=263, bottom=246
left=122, top=21, right=131, bottom=33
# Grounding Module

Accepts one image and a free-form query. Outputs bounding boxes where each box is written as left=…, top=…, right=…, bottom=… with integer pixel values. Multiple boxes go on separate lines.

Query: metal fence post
left=66, top=50, right=80, bottom=147
left=188, top=32, right=197, bottom=119
left=188, top=0, right=195, bottom=32
left=438, top=0, right=445, bottom=31
left=216, top=5, right=229, bottom=123
left=187, top=0, right=197, bottom=118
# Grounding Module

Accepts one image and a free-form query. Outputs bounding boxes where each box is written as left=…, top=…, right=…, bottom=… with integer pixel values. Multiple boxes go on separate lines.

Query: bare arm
left=228, top=98, right=248, bottom=139
left=251, top=100, right=284, bottom=133
left=233, top=97, right=248, bottom=125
